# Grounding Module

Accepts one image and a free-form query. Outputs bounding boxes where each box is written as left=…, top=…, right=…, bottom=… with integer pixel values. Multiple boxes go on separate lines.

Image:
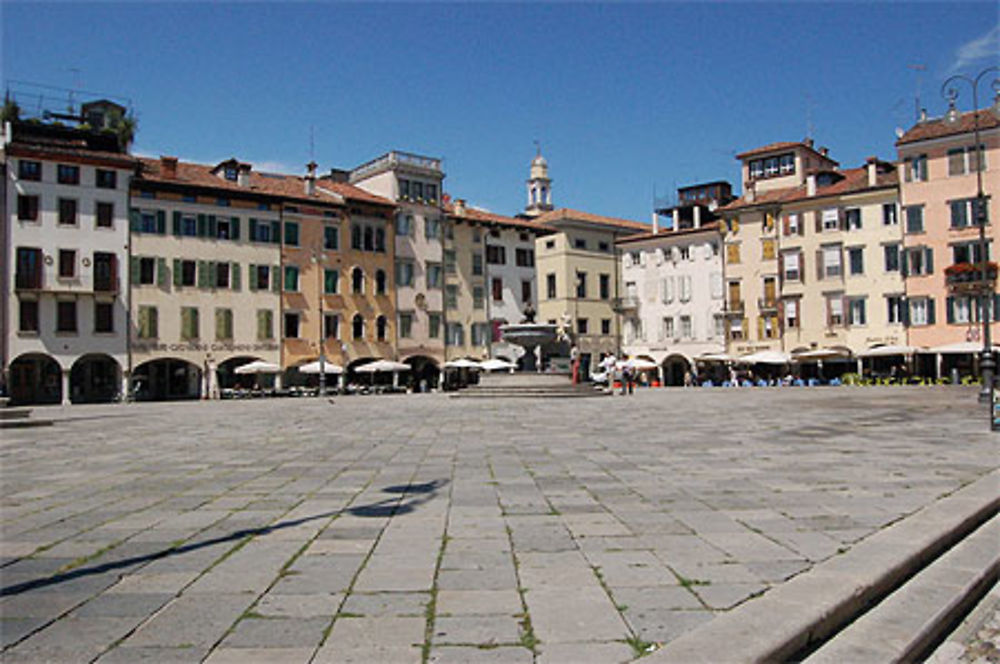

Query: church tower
left=524, top=146, right=553, bottom=218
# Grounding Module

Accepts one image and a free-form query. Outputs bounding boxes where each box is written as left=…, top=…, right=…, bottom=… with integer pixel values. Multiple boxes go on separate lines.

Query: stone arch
left=69, top=353, right=121, bottom=404
left=661, top=353, right=692, bottom=387
left=132, top=357, right=202, bottom=401
left=9, top=353, right=62, bottom=405
left=404, top=355, right=440, bottom=391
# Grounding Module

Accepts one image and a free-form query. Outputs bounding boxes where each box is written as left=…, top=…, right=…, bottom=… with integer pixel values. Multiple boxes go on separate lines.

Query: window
left=17, top=194, right=39, bottom=221
left=472, top=252, right=484, bottom=276
left=376, top=315, right=387, bottom=341
left=905, top=247, right=934, bottom=276
left=546, top=273, right=556, bottom=299
left=486, top=245, right=506, bottom=265
left=762, top=239, right=776, bottom=260
left=573, top=238, right=587, bottom=250
left=412, top=181, right=424, bottom=201
left=19, top=299, right=39, bottom=333
left=472, top=323, right=490, bottom=347
left=217, top=198, right=230, bottom=207
left=784, top=213, right=801, bottom=236
left=905, top=206, right=924, bottom=233
left=57, top=249, right=76, bottom=279
left=396, top=260, right=414, bottom=287
left=138, top=257, right=156, bottom=285
left=350, top=314, right=363, bottom=340
left=577, top=318, right=589, bottom=334
left=726, top=243, right=740, bottom=264
left=426, top=263, right=443, bottom=289
left=58, top=198, right=78, bottom=225
left=848, top=247, right=864, bottom=275
left=352, top=267, right=364, bottom=294
left=845, top=208, right=862, bottom=231
left=784, top=299, right=799, bottom=329
left=827, top=296, right=844, bottom=327
left=395, top=213, right=411, bottom=237
left=782, top=251, right=801, bottom=282
left=909, top=297, right=935, bottom=326
left=425, top=217, right=441, bottom=240
left=904, top=154, right=928, bottom=182
left=679, top=246, right=690, bottom=261
left=324, top=313, right=339, bottom=339
left=950, top=198, right=989, bottom=229
left=96, top=202, right=114, bottom=228
left=762, top=276, right=777, bottom=306
left=446, top=284, right=459, bottom=310
left=822, top=209, right=840, bottom=232
left=662, top=316, right=675, bottom=339
left=492, top=277, right=503, bottom=301
left=429, top=313, right=441, bottom=339
left=324, top=269, right=339, bottom=294
left=444, top=249, right=457, bottom=274
left=283, top=221, right=299, bottom=246
left=575, top=271, right=587, bottom=298
left=96, top=169, right=117, bottom=189
left=398, top=312, right=412, bottom=339
left=351, top=224, right=362, bottom=250
left=515, top=248, right=535, bottom=267
left=678, top=275, right=693, bottom=302
left=521, top=280, right=532, bottom=303
left=138, top=306, right=158, bottom=339
left=948, top=145, right=986, bottom=176
left=284, top=265, right=299, bottom=292
left=822, top=245, right=842, bottom=278
left=473, top=286, right=485, bottom=309
left=713, top=314, right=725, bottom=338
left=947, top=296, right=978, bottom=325
left=257, top=310, right=274, bottom=340
left=399, top=179, right=411, bottom=199
left=884, top=244, right=901, bottom=272
left=18, top=160, right=41, bottom=181
left=57, top=164, right=80, bottom=185
left=216, top=308, right=234, bottom=340
left=848, top=298, right=867, bottom=326
left=952, top=241, right=989, bottom=265
left=882, top=203, right=898, bottom=226
left=545, top=240, right=556, bottom=249
left=728, top=281, right=742, bottom=310
left=215, top=262, right=230, bottom=289
left=375, top=269, right=387, bottom=295
left=601, top=319, right=611, bottom=335
left=593, top=273, right=609, bottom=300
left=426, top=183, right=438, bottom=203
left=446, top=322, right=464, bottom=346
left=886, top=296, right=904, bottom=325
left=284, top=312, right=300, bottom=338
left=180, top=307, right=199, bottom=340
left=253, top=265, right=270, bottom=291
left=374, top=227, right=386, bottom=253
left=250, top=218, right=276, bottom=243
left=216, top=217, right=235, bottom=240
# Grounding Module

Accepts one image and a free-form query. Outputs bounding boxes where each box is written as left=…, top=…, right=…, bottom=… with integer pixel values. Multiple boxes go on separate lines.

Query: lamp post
left=940, top=66, right=999, bottom=403
left=314, top=251, right=326, bottom=397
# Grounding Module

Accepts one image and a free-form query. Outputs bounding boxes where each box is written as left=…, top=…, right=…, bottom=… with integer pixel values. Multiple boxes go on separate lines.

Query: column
left=693, top=206, right=702, bottom=229
left=936, top=353, right=943, bottom=380
left=121, top=371, right=130, bottom=403
left=61, top=369, right=71, bottom=406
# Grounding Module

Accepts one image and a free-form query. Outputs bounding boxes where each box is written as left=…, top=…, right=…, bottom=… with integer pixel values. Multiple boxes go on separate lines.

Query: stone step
left=0, top=408, right=32, bottom=420
left=0, top=418, right=54, bottom=429
left=803, top=513, right=1000, bottom=663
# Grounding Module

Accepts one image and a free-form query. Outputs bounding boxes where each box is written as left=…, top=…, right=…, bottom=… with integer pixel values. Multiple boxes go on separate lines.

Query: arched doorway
left=217, top=356, right=270, bottom=391
left=347, top=356, right=379, bottom=390
left=404, top=355, right=440, bottom=392
left=661, top=354, right=691, bottom=387
left=9, top=353, right=62, bottom=405
left=70, top=354, right=121, bottom=403
left=132, top=358, right=201, bottom=401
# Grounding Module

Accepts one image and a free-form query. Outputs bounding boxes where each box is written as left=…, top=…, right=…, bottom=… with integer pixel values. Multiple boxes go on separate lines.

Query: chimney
left=237, top=164, right=251, bottom=188
left=454, top=198, right=466, bottom=216
left=819, top=147, right=829, bottom=157
left=745, top=182, right=756, bottom=204
left=807, top=173, right=817, bottom=197
left=919, top=108, right=928, bottom=122
left=304, top=161, right=317, bottom=197
left=651, top=212, right=659, bottom=234
left=804, top=137, right=814, bottom=149
left=161, top=156, right=178, bottom=178
left=327, top=168, right=349, bottom=183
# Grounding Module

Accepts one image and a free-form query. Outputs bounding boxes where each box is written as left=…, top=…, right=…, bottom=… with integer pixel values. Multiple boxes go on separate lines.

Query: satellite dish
left=895, top=127, right=905, bottom=139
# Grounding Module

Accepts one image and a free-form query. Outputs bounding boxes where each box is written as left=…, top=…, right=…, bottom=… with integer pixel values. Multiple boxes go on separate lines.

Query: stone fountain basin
left=499, top=323, right=558, bottom=348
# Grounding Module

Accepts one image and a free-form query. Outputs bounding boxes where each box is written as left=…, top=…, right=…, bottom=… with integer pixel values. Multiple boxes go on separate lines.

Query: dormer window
left=224, top=166, right=238, bottom=181
left=749, top=152, right=795, bottom=181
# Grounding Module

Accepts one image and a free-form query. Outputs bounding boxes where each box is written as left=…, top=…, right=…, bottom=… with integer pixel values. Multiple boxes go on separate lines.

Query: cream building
left=4, top=117, right=135, bottom=405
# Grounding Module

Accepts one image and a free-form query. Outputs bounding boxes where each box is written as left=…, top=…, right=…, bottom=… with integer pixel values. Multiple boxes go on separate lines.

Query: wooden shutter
left=927, top=298, right=936, bottom=325
left=156, top=258, right=168, bottom=287
left=231, top=217, right=240, bottom=240
left=173, top=259, right=183, bottom=287
left=814, top=211, right=822, bottom=233
left=924, top=247, right=934, bottom=274
left=198, top=260, right=210, bottom=288
left=782, top=215, right=790, bottom=236
left=208, top=215, right=217, bottom=238
left=129, top=208, right=141, bottom=231
left=798, top=251, right=805, bottom=284
left=272, top=265, right=281, bottom=292
left=249, top=264, right=258, bottom=290
left=215, top=309, right=225, bottom=339
left=209, top=261, right=217, bottom=288
left=270, top=221, right=281, bottom=244
left=130, top=256, right=141, bottom=283
left=197, top=214, right=207, bottom=237
left=173, top=211, right=182, bottom=235
left=757, top=317, right=765, bottom=340
left=248, top=218, right=257, bottom=240
left=231, top=262, right=241, bottom=291
left=946, top=296, right=955, bottom=324
left=816, top=249, right=824, bottom=281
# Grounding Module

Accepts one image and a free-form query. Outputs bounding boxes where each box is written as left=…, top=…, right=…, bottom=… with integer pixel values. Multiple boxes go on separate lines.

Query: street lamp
left=940, top=66, right=999, bottom=403
left=314, top=251, right=326, bottom=397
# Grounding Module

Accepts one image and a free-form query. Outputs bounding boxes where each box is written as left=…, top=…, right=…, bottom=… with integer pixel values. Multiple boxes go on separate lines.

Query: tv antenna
left=805, top=93, right=815, bottom=141
left=309, top=125, right=315, bottom=163
left=908, top=63, right=927, bottom=123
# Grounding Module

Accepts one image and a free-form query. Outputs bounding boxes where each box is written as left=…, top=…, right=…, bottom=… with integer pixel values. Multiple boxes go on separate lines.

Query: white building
left=3, top=118, right=136, bottom=404
left=617, top=221, right=726, bottom=385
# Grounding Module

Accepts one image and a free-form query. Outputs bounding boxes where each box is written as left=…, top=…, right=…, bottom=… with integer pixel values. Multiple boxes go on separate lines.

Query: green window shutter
left=173, top=259, right=182, bottom=287
left=927, top=298, right=936, bottom=325
left=208, top=215, right=218, bottom=238
left=270, top=221, right=281, bottom=244
left=129, top=207, right=141, bottom=232
left=130, top=256, right=141, bottom=283
left=924, top=247, right=933, bottom=274
left=198, top=260, right=210, bottom=288
left=249, top=263, right=258, bottom=290
left=173, top=211, right=182, bottom=235
left=157, top=258, right=168, bottom=287
left=231, top=262, right=241, bottom=291
left=231, top=217, right=240, bottom=240
left=209, top=261, right=217, bottom=288
left=272, top=265, right=281, bottom=292
left=197, top=214, right=207, bottom=237
left=946, top=297, right=955, bottom=324
left=215, top=309, right=225, bottom=339
left=248, top=218, right=257, bottom=241
left=156, top=210, right=166, bottom=234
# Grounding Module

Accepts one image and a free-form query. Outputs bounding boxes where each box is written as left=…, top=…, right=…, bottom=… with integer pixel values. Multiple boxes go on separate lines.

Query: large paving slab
left=0, top=386, right=996, bottom=661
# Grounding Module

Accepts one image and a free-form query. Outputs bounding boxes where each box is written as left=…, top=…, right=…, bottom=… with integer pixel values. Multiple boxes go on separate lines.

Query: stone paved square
left=0, top=387, right=996, bottom=661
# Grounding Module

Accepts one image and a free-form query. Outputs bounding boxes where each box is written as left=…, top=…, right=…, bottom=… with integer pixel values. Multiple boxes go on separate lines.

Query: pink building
left=896, top=105, right=1000, bottom=379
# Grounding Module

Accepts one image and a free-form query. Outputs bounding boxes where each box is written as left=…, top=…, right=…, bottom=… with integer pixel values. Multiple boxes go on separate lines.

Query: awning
left=298, top=360, right=344, bottom=375
left=234, top=360, right=281, bottom=375
left=925, top=342, right=1000, bottom=355
left=793, top=348, right=852, bottom=361
left=738, top=350, right=791, bottom=365
left=857, top=345, right=922, bottom=358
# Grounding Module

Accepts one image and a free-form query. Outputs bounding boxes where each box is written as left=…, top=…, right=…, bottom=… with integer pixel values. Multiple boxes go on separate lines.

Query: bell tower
left=524, top=143, right=553, bottom=218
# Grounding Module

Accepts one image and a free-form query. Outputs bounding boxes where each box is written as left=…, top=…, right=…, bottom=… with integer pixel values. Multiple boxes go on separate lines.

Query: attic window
left=224, top=166, right=238, bottom=181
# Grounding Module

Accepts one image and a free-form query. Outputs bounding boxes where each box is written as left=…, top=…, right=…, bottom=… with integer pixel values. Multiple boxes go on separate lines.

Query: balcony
left=94, top=276, right=120, bottom=294
left=15, top=271, right=42, bottom=291
left=611, top=295, right=639, bottom=313
left=945, top=261, right=997, bottom=295
left=758, top=297, right=779, bottom=312
left=724, top=300, right=745, bottom=317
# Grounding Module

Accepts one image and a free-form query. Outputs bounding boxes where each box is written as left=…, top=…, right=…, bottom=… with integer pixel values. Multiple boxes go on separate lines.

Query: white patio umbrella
left=926, top=342, right=1000, bottom=354
left=234, top=360, right=281, bottom=375
left=857, top=345, right=922, bottom=358
left=480, top=358, right=517, bottom=372
left=298, top=360, right=344, bottom=375
left=793, top=348, right=851, bottom=361
left=697, top=352, right=735, bottom=362
left=444, top=358, right=482, bottom=370
left=618, top=358, right=659, bottom=371
left=738, top=350, right=791, bottom=365
left=354, top=360, right=411, bottom=373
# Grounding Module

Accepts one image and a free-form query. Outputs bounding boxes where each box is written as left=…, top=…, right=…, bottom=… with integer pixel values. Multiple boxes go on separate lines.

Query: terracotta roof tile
left=617, top=221, right=723, bottom=245
left=722, top=165, right=897, bottom=213
left=735, top=140, right=839, bottom=166
left=896, top=108, right=1000, bottom=146
left=444, top=203, right=552, bottom=232
left=533, top=207, right=648, bottom=232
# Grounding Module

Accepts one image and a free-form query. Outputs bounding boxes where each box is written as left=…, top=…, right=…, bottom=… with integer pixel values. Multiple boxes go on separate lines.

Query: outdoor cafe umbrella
left=618, top=357, right=659, bottom=371
left=297, top=360, right=344, bottom=374
left=354, top=359, right=411, bottom=388
left=737, top=350, right=791, bottom=365
left=857, top=344, right=921, bottom=358
left=443, top=358, right=482, bottom=370
left=480, top=358, right=517, bottom=372
left=233, top=360, right=281, bottom=375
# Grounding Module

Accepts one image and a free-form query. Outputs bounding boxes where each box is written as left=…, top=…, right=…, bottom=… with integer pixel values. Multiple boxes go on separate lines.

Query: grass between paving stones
left=676, top=574, right=711, bottom=588
left=421, top=521, right=452, bottom=662
left=624, top=633, right=659, bottom=658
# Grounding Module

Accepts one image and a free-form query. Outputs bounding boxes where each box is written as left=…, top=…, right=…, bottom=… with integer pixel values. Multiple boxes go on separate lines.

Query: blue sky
left=3, top=2, right=998, bottom=223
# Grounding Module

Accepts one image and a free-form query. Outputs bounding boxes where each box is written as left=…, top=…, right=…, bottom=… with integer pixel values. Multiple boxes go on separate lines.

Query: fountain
left=498, top=322, right=557, bottom=372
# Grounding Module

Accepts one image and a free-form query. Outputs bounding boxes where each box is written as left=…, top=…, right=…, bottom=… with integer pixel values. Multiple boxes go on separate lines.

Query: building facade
left=3, top=120, right=135, bottom=404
